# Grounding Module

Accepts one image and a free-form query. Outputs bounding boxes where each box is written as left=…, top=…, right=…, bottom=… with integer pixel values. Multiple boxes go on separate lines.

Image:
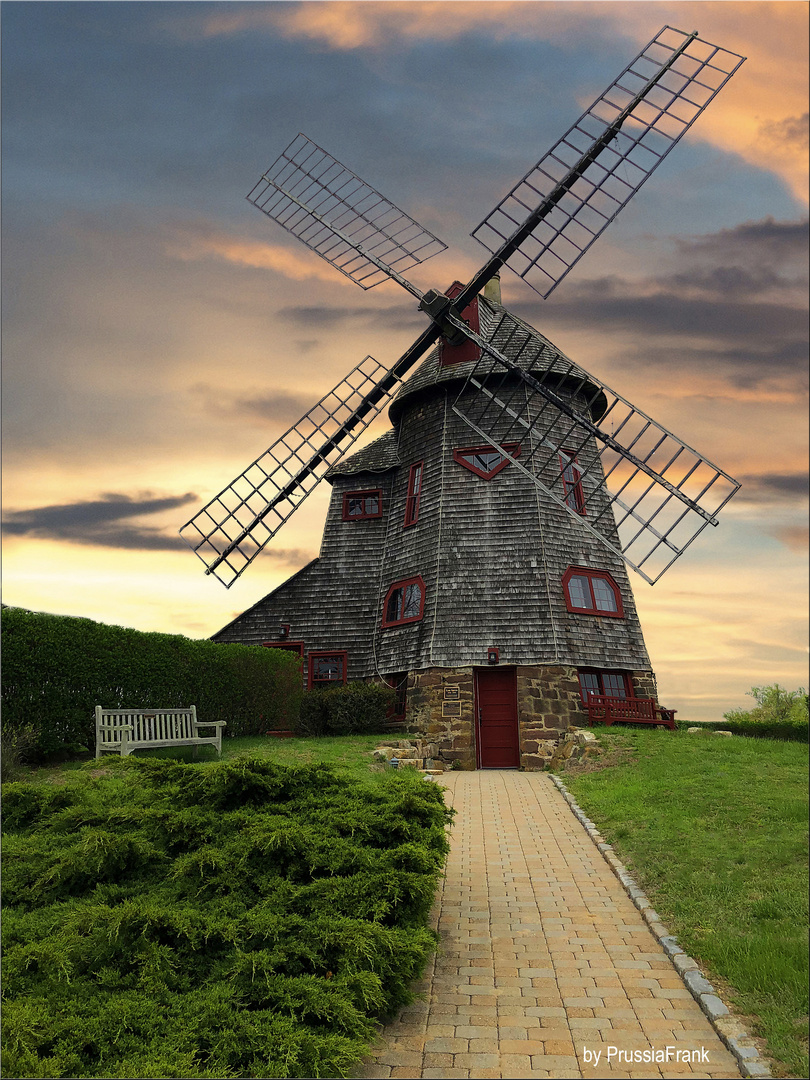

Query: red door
left=476, top=667, right=520, bottom=768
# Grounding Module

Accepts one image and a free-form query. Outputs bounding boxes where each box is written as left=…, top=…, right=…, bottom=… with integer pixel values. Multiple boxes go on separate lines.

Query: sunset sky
left=3, top=1, right=808, bottom=722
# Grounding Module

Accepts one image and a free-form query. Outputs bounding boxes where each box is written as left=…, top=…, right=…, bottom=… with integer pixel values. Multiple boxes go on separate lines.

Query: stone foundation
left=401, top=664, right=659, bottom=771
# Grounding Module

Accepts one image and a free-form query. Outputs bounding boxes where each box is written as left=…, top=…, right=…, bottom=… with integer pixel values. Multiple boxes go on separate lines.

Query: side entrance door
left=476, top=666, right=520, bottom=768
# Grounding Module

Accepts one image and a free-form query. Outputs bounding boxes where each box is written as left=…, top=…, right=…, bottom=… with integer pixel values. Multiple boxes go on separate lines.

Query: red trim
left=382, top=575, right=426, bottom=628
left=342, top=489, right=383, bottom=521
left=562, top=566, right=624, bottom=617
left=262, top=641, right=304, bottom=658
left=559, top=449, right=586, bottom=514
left=404, top=462, right=423, bottom=527
left=454, top=443, right=521, bottom=480
left=308, top=650, right=348, bottom=688
left=439, top=282, right=481, bottom=367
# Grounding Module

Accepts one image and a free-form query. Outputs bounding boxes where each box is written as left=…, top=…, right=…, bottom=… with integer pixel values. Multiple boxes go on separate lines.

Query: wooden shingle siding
left=213, top=292, right=655, bottom=702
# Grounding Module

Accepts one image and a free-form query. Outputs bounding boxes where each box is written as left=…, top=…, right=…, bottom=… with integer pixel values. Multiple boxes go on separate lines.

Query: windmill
left=183, top=27, right=746, bottom=768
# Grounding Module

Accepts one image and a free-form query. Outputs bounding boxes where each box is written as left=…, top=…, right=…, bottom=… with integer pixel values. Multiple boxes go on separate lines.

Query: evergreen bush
left=1, top=607, right=303, bottom=759
left=2, top=757, right=451, bottom=1078
left=294, top=683, right=396, bottom=737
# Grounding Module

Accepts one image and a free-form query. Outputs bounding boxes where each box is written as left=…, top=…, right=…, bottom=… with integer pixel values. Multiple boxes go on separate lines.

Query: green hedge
left=676, top=717, right=809, bottom=742
left=296, top=683, right=397, bottom=737
left=1, top=607, right=303, bottom=759
left=2, top=757, right=452, bottom=1078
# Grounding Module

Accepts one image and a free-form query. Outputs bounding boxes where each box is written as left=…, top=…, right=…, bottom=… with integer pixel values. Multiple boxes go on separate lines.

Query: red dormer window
left=454, top=443, right=521, bottom=480
left=439, top=281, right=481, bottom=367
left=563, top=567, right=624, bottom=618
left=342, top=489, right=382, bottom=521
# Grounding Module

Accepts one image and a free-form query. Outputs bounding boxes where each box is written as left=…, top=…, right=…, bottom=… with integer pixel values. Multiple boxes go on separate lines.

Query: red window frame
left=382, top=575, right=426, bottom=628
left=404, top=462, right=423, bottom=527
left=308, top=651, right=348, bottom=688
left=577, top=669, right=631, bottom=704
left=262, top=641, right=305, bottom=658
left=562, top=567, right=624, bottom=617
left=383, top=672, right=409, bottom=718
left=454, top=442, right=521, bottom=480
left=342, top=489, right=382, bottom=521
left=559, top=449, right=586, bottom=514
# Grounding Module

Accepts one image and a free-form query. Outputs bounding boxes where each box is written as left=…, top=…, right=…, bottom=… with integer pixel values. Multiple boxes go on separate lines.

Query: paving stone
left=353, top=773, right=744, bottom=1080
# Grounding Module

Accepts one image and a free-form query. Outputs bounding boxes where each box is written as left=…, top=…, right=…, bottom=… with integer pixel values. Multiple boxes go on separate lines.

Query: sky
left=3, top=0, right=808, bottom=723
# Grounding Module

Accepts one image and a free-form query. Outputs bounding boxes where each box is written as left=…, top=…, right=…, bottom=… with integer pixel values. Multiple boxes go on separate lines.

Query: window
left=562, top=567, right=624, bottom=617
left=559, top=449, right=586, bottom=514
left=382, top=576, right=426, bottom=628
left=454, top=443, right=521, bottom=480
left=308, top=651, right=348, bottom=688
left=383, top=672, right=409, bottom=718
left=439, top=282, right=481, bottom=367
left=578, top=669, right=631, bottom=704
left=404, top=462, right=423, bottom=527
left=262, top=641, right=304, bottom=658
left=342, top=489, right=382, bottom=521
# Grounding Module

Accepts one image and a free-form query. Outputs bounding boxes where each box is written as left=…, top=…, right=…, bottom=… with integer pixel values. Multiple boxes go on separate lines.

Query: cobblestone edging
left=549, top=774, right=772, bottom=1079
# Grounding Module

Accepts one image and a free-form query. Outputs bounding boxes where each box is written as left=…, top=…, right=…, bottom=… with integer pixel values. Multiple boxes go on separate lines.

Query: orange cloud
left=195, top=1, right=808, bottom=204
left=165, top=224, right=352, bottom=285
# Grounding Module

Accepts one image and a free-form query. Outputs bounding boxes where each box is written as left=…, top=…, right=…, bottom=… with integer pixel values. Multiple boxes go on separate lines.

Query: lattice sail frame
left=246, top=133, right=447, bottom=289
left=449, top=307, right=740, bottom=584
left=471, top=26, right=745, bottom=298
left=179, top=356, right=404, bottom=587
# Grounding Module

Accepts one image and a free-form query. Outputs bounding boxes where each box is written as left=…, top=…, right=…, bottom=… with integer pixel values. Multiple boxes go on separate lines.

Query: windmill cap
left=388, top=293, right=608, bottom=423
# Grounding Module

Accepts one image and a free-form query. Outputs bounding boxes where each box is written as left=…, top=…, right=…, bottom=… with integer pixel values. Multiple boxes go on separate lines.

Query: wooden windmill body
left=189, top=28, right=746, bottom=767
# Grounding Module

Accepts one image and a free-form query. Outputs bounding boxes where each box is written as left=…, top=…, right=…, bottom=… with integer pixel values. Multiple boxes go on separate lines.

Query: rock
left=686, top=727, right=702, bottom=733
left=714, top=730, right=733, bottom=737
left=575, top=731, right=598, bottom=746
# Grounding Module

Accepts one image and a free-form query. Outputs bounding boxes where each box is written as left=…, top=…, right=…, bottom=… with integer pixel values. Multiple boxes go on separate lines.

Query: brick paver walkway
left=356, top=770, right=740, bottom=1079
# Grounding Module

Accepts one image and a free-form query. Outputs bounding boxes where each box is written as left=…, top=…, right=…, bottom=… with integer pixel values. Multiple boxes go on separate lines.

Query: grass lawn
left=12, top=733, right=387, bottom=786
left=560, top=728, right=809, bottom=1079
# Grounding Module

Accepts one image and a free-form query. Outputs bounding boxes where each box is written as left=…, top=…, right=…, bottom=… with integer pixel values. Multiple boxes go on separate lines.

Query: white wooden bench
left=95, top=706, right=226, bottom=758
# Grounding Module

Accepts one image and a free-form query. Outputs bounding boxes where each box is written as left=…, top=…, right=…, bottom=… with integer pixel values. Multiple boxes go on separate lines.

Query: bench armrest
left=193, top=721, right=227, bottom=730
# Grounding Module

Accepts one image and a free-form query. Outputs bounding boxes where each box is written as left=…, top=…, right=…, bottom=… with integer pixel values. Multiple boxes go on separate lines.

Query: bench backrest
left=96, top=706, right=197, bottom=746
left=587, top=695, right=657, bottom=719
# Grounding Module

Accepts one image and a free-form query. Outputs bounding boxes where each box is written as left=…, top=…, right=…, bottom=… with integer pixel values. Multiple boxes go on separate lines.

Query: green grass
left=12, top=734, right=387, bottom=787
left=561, top=729, right=809, bottom=1078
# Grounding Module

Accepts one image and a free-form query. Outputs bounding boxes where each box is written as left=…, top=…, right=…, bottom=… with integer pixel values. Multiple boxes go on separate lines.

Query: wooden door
left=476, top=667, right=520, bottom=768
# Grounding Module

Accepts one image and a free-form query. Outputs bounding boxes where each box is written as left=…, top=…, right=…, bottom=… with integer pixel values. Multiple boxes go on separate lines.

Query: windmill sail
left=447, top=304, right=740, bottom=584
left=180, top=355, right=407, bottom=587
left=247, top=133, right=447, bottom=290
left=471, top=26, right=745, bottom=298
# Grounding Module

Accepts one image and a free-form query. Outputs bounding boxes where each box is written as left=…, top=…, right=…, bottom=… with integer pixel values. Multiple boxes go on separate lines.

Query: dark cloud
left=674, top=216, right=809, bottom=264
left=3, top=492, right=198, bottom=551
left=735, top=473, right=809, bottom=503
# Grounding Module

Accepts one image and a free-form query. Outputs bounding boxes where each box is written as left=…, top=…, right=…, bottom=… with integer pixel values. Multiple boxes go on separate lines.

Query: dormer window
left=454, top=443, right=521, bottom=480
left=563, top=567, right=623, bottom=617
left=342, top=489, right=382, bottom=521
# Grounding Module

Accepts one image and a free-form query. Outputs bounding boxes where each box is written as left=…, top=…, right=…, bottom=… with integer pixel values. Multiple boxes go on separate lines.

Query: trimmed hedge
left=296, top=683, right=397, bottom=738
left=1, top=607, right=303, bottom=759
left=2, top=757, right=452, bottom=1078
left=676, top=717, right=809, bottom=742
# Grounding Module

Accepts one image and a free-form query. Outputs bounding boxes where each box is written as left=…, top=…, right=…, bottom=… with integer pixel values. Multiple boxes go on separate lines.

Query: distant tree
left=724, top=684, right=809, bottom=725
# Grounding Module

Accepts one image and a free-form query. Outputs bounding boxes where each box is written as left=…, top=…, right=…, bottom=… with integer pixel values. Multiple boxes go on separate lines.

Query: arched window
left=562, top=567, right=623, bottom=617
left=382, top=575, right=426, bottom=628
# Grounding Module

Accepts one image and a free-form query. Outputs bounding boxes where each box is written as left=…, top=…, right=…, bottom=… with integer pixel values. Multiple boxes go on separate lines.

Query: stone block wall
left=405, top=667, right=476, bottom=769
left=516, top=665, right=582, bottom=770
